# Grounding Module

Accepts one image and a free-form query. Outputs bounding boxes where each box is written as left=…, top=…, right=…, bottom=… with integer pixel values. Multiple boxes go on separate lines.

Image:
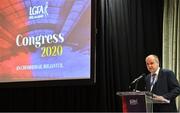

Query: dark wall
left=0, top=0, right=163, bottom=111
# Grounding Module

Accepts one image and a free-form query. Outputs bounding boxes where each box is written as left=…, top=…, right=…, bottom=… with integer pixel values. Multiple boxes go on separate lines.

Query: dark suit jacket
left=145, top=68, right=180, bottom=112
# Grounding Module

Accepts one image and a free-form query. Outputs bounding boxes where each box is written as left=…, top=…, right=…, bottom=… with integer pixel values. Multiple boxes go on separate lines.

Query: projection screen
left=0, top=0, right=96, bottom=85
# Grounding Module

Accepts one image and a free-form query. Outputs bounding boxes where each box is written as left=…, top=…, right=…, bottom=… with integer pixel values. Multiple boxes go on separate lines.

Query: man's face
left=146, top=56, right=159, bottom=74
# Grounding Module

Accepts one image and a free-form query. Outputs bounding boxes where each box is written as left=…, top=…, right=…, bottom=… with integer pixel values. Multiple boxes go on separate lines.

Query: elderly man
left=145, top=54, right=180, bottom=112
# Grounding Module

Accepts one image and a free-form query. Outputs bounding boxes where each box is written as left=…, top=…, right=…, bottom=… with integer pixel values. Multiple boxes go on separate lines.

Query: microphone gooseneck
left=129, top=73, right=146, bottom=91
left=130, top=73, right=146, bottom=84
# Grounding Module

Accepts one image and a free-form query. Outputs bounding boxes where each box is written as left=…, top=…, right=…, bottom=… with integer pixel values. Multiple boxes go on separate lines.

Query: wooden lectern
left=116, top=91, right=155, bottom=113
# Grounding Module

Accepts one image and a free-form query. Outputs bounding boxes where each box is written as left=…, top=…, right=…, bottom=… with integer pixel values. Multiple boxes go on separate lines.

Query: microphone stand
left=129, top=73, right=145, bottom=91
left=133, top=80, right=140, bottom=92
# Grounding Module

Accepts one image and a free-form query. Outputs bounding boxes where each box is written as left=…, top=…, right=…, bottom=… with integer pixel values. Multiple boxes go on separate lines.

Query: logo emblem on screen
left=29, top=2, right=48, bottom=19
left=129, top=99, right=138, bottom=105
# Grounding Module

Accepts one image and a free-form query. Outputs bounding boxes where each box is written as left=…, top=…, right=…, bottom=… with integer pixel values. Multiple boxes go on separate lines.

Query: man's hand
left=153, top=95, right=170, bottom=103
left=153, top=95, right=165, bottom=101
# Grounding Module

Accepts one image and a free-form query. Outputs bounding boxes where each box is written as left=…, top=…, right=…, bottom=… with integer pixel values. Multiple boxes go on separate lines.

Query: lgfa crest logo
left=129, top=99, right=138, bottom=105
left=29, top=2, right=48, bottom=19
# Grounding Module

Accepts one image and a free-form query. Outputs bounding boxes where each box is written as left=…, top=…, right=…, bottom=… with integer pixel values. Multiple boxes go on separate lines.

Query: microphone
left=130, top=73, right=146, bottom=84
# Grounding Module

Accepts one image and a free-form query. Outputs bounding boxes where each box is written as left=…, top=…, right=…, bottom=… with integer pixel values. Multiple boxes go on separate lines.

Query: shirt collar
left=151, top=67, right=160, bottom=76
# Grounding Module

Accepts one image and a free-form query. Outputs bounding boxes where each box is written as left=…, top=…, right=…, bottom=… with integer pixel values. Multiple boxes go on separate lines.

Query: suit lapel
left=152, top=69, right=162, bottom=92
left=146, top=74, right=151, bottom=91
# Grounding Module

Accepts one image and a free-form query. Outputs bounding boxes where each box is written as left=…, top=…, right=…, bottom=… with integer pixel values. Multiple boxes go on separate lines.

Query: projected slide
left=0, top=0, right=91, bottom=82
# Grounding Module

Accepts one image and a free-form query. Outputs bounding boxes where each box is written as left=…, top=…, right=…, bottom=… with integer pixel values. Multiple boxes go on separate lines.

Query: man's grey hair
left=145, top=54, right=159, bottom=64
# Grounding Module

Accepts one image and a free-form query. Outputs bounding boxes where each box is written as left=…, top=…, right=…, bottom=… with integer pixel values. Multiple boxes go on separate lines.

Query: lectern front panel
left=122, top=95, right=146, bottom=112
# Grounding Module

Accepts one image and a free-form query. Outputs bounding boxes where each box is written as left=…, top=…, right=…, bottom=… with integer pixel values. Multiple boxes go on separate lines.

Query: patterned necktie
left=150, top=74, right=156, bottom=91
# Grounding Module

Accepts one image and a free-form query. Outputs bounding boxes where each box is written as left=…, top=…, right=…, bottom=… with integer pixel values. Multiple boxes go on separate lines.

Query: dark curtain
left=0, top=0, right=163, bottom=112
